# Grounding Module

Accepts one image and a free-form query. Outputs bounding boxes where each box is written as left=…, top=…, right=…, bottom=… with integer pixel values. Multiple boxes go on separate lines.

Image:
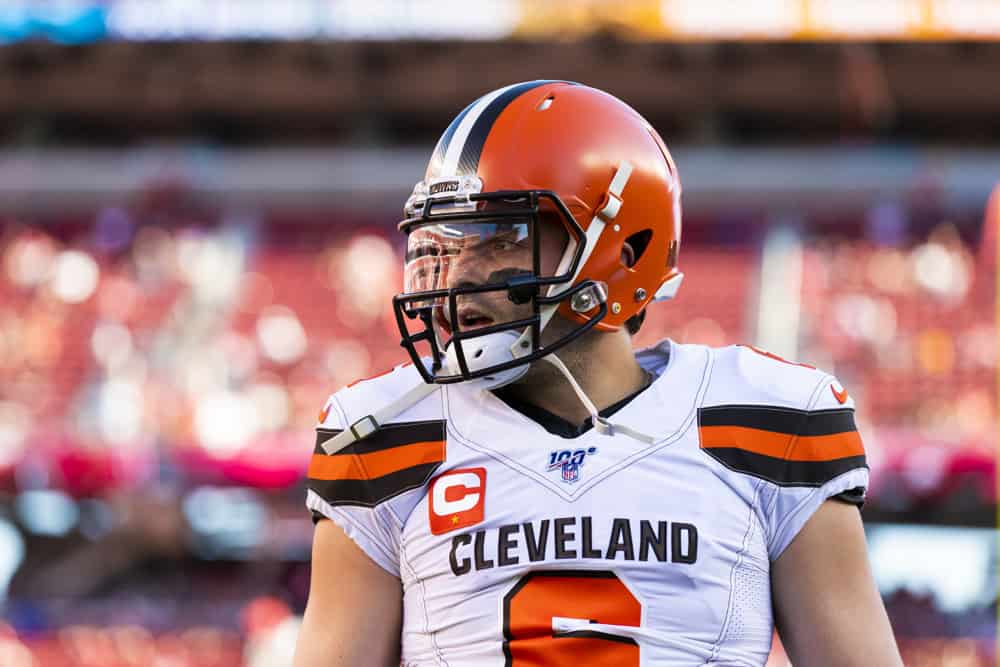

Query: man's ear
left=621, top=241, right=636, bottom=268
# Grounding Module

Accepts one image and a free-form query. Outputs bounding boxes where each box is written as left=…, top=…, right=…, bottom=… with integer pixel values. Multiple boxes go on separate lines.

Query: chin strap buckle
left=593, top=416, right=615, bottom=437
left=596, top=161, right=633, bottom=223
left=318, top=380, right=440, bottom=455
left=350, top=415, right=379, bottom=441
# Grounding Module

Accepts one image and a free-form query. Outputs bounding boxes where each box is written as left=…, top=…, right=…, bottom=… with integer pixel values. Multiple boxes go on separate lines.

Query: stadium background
left=0, top=1, right=997, bottom=665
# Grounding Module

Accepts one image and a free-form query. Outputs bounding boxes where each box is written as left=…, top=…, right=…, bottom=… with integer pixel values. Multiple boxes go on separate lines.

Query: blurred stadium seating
left=2, top=3, right=998, bottom=663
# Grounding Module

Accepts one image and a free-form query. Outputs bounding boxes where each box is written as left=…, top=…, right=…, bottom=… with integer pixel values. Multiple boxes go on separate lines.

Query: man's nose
left=444, top=252, right=483, bottom=290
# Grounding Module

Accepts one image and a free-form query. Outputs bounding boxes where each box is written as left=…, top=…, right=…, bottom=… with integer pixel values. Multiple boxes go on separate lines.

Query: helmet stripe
left=426, top=98, right=477, bottom=179
left=437, top=82, right=524, bottom=178
left=435, top=80, right=576, bottom=178
left=455, top=80, right=561, bottom=175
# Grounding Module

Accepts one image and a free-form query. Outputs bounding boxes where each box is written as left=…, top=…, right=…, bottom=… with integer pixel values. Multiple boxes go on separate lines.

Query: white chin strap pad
left=444, top=331, right=530, bottom=390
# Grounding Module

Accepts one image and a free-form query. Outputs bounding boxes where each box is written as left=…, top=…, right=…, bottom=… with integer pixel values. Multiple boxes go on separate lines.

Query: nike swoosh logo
left=831, top=384, right=848, bottom=404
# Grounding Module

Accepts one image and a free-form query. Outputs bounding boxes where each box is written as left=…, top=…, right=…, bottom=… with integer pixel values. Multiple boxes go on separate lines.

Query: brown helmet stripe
left=454, top=80, right=572, bottom=175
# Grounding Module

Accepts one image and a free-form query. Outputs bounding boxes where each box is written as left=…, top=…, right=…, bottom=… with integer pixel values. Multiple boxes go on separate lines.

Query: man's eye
left=493, top=240, right=517, bottom=252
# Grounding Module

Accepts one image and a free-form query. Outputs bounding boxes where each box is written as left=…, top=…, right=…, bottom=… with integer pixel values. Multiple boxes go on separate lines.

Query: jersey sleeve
left=760, top=375, right=869, bottom=560
left=699, top=353, right=869, bottom=561
left=305, top=394, right=446, bottom=577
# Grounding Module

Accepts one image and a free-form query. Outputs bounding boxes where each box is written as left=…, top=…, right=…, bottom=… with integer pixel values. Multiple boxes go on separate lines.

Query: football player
left=293, top=81, right=902, bottom=666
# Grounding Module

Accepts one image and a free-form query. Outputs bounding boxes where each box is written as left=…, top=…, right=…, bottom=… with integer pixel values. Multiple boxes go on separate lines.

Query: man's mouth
left=434, top=306, right=496, bottom=337
left=457, top=306, right=495, bottom=329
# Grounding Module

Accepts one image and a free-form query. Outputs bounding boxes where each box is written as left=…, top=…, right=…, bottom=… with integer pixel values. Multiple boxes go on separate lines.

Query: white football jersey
left=306, top=339, right=868, bottom=666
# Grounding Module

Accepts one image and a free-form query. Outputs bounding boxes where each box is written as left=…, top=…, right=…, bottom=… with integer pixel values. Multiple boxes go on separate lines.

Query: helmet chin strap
left=513, top=160, right=633, bottom=355
left=540, top=353, right=656, bottom=445
left=441, top=332, right=654, bottom=445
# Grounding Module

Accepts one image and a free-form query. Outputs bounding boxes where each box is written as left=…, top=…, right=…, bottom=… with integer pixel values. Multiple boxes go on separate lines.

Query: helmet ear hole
left=622, top=229, right=653, bottom=268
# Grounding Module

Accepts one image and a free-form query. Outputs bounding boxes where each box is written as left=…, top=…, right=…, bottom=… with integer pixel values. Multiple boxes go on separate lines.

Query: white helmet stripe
left=439, top=83, right=521, bottom=177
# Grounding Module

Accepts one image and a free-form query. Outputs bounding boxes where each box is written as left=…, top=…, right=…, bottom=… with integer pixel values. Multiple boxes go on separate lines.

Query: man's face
left=403, top=214, right=569, bottom=341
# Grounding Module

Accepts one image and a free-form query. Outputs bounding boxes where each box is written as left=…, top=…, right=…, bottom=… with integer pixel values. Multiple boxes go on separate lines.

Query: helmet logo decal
left=428, top=180, right=461, bottom=196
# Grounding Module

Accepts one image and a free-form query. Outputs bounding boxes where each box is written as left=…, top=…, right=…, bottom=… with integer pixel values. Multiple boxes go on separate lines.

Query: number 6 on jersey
left=502, top=570, right=643, bottom=666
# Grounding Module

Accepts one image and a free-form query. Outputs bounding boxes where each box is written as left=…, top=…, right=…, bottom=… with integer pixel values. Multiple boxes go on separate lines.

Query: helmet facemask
left=393, top=187, right=610, bottom=386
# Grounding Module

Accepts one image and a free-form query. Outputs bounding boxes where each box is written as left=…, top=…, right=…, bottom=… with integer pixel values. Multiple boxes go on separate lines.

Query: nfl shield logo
left=561, top=461, right=581, bottom=482
left=547, top=447, right=597, bottom=484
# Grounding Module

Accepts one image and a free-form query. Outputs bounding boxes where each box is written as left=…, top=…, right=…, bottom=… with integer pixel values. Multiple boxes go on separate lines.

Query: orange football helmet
left=393, top=80, right=683, bottom=385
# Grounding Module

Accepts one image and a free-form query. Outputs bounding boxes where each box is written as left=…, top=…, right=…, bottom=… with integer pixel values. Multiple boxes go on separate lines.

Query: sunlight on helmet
left=256, top=306, right=307, bottom=365
left=195, top=391, right=258, bottom=456
left=51, top=250, right=99, bottom=304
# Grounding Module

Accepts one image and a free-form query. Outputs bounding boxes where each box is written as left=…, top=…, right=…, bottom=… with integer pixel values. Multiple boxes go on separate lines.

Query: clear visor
left=403, top=220, right=533, bottom=302
left=402, top=219, right=543, bottom=346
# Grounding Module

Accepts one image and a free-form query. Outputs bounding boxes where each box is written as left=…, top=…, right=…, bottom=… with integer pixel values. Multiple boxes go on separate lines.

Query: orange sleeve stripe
left=699, top=425, right=864, bottom=462
left=308, top=440, right=445, bottom=481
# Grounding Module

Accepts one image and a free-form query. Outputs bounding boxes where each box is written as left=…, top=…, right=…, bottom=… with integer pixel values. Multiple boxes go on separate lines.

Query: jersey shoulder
left=704, top=344, right=851, bottom=411
left=317, top=361, right=444, bottom=430
left=699, top=344, right=865, bottom=488
left=310, top=362, right=446, bottom=509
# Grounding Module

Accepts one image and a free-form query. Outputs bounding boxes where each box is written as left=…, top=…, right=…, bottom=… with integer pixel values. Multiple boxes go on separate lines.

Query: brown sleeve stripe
left=698, top=405, right=866, bottom=487
left=308, top=419, right=446, bottom=507
left=314, top=419, right=445, bottom=454
left=698, top=405, right=857, bottom=436
left=309, top=463, right=443, bottom=509
left=699, top=425, right=864, bottom=462
left=702, top=448, right=867, bottom=487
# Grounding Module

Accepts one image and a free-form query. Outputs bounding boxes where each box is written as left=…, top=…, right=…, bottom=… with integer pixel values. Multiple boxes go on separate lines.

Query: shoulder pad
left=704, top=344, right=836, bottom=410
left=309, top=361, right=446, bottom=507
left=317, top=362, right=444, bottom=430
left=699, top=345, right=865, bottom=487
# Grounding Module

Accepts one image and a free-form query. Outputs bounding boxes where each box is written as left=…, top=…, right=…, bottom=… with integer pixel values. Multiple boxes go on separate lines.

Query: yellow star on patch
left=451, top=515, right=460, bottom=525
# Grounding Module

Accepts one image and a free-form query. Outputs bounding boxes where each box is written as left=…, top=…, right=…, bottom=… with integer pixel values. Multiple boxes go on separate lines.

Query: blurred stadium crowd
left=0, top=180, right=994, bottom=665
left=2, top=2, right=1000, bottom=663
